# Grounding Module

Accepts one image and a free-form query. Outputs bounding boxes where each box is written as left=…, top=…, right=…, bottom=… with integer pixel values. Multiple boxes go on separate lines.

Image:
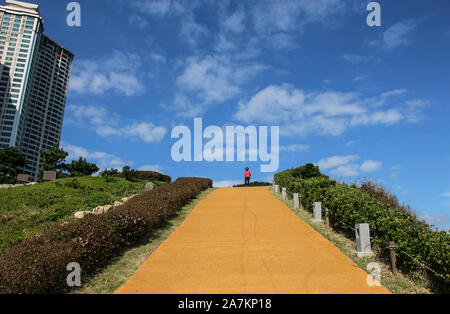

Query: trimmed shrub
left=114, top=170, right=172, bottom=183
left=0, top=177, right=212, bottom=294
left=275, top=167, right=450, bottom=291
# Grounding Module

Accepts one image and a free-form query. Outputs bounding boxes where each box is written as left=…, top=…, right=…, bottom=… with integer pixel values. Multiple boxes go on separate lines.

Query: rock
left=74, top=211, right=93, bottom=219
left=92, top=205, right=112, bottom=215
left=113, top=201, right=124, bottom=208
left=145, top=182, right=156, bottom=191
left=122, top=194, right=139, bottom=202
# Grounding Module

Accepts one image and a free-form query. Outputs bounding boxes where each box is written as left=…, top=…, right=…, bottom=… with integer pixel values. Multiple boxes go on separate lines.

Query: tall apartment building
left=0, top=0, right=74, bottom=181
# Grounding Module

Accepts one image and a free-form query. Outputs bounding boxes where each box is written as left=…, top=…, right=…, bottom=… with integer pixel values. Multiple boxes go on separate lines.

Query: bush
left=291, top=163, right=326, bottom=179
left=274, top=166, right=450, bottom=291
left=113, top=170, right=172, bottom=183
left=64, top=179, right=82, bottom=189
left=0, top=177, right=212, bottom=294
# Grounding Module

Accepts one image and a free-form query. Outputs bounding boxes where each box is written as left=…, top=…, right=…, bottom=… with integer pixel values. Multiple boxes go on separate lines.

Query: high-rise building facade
left=0, top=0, right=74, bottom=181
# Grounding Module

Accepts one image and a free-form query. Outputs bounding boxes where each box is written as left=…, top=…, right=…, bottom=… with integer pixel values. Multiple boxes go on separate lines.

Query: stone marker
left=313, top=202, right=323, bottom=222
left=282, top=187, right=287, bottom=200
left=293, top=193, right=300, bottom=209
left=43, top=171, right=57, bottom=181
left=355, top=223, right=373, bottom=257
left=274, top=185, right=280, bottom=193
left=145, top=182, right=156, bottom=191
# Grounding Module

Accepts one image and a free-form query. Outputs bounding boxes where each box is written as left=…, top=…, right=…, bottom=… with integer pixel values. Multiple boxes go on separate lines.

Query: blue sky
left=32, top=0, right=450, bottom=230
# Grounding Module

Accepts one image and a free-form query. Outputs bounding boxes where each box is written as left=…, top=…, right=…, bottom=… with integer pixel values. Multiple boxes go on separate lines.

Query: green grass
left=0, top=176, right=150, bottom=253
left=269, top=187, right=432, bottom=294
left=73, top=188, right=216, bottom=294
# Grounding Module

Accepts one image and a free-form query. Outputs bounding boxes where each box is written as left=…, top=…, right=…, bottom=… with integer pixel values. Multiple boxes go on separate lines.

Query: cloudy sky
left=35, top=0, right=450, bottom=230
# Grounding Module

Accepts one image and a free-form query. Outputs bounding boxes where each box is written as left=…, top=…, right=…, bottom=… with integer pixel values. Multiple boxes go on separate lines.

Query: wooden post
left=325, top=207, right=330, bottom=229
left=389, top=242, right=399, bottom=275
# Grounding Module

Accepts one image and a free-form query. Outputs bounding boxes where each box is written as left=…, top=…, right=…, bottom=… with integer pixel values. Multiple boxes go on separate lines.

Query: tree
left=122, top=166, right=138, bottom=182
left=291, top=163, right=325, bottom=179
left=0, top=147, right=27, bottom=184
left=38, top=145, right=69, bottom=180
left=100, top=168, right=120, bottom=177
left=66, top=157, right=99, bottom=177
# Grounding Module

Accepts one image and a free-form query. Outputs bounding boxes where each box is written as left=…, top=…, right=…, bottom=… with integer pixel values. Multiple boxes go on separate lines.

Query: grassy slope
left=0, top=176, right=149, bottom=253
left=74, top=188, right=216, bottom=294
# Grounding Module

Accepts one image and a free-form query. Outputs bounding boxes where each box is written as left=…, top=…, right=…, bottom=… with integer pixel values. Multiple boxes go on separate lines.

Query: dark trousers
left=245, top=177, right=250, bottom=185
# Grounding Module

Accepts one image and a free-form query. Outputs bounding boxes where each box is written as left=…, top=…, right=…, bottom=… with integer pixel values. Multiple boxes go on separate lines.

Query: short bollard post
left=313, top=202, right=323, bottom=222
left=282, top=187, right=287, bottom=200
left=293, top=193, right=300, bottom=209
left=274, top=185, right=280, bottom=193
left=325, top=207, right=330, bottom=229
left=355, top=224, right=373, bottom=257
left=389, top=242, right=399, bottom=275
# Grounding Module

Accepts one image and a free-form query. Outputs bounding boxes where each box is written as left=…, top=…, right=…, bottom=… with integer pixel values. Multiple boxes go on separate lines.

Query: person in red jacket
left=244, top=167, right=251, bottom=186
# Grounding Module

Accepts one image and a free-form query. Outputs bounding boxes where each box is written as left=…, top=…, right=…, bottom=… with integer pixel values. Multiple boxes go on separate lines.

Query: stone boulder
left=122, top=194, right=139, bottom=203
left=92, top=205, right=113, bottom=215
left=145, top=182, right=156, bottom=191
left=74, top=211, right=94, bottom=219
left=113, top=201, right=124, bottom=208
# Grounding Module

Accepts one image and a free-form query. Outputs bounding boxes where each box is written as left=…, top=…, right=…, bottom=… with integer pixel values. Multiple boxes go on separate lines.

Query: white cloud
left=330, top=164, right=360, bottom=177
left=222, top=9, right=246, bottom=33
left=62, top=142, right=130, bottom=170
left=252, top=0, right=344, bottom=35
left=421, top=213, right=450, bottom=230
left=68, top=105, right=167, bottom=143
left=370, top=19, right=417, bottom=50
left=134, top=0, right=175, bottom=16
left=317, top=156, right=382, bottom=177
left=138, top=165, right=166, bottom=173
left=213, top=180, right=242, bottom=188
left=341, top=54, right=369, bottom=63
left=234, top=84, right=419, bottom=137
left=69, top=51, right=145, bottom=96
left=360, top=160, right=382, bottom=172
left=381, top=89, right=408, bottom=98
left=405, top=99, right=429, bottom=123
left=279, top=144, right=310, bottom=152
left=441, top=192, right=450, bottom=198
left=177, top=55, right=266, bottom=104
left=133, top=0, right=208, bottom=47
left=248, top=0, right=346, bottom=49
left=161, top=93, right=203, bottom=118
left=129, top=15, right=149, bottom=28
left=318, top=155, right=360, bottom=170
left=149, top=53, right=167, bottom=64
left=171, top=55, right=267, bottom=117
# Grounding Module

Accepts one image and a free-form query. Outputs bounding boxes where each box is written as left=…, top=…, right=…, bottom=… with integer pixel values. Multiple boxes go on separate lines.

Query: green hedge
left=0, top=177, right=212, bottom=294
left=275, top=167, right=449, bottom=290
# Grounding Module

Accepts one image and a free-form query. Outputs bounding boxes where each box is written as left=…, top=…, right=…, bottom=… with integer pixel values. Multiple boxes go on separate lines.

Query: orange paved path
left=116, top=187, right=390, bottom=294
